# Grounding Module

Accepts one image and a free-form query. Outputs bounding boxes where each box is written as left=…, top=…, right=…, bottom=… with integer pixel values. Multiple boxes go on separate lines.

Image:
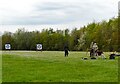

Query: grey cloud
left=35, top=2, right=66, bottom=11
left=33, top=1, right=116, bottom=23
left=2, top=15, right=77, bottom=25
left=1, top=1, right=117, bottom=25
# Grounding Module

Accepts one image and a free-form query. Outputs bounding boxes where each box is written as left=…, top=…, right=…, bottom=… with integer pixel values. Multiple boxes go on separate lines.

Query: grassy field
left=2, top=51, right=119, bottom=82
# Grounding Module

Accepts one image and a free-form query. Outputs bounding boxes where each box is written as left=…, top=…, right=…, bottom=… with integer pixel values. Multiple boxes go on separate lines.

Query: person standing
left=92, top=42, right=98, bottom=56
left=64, top=45, right=69, bottom=57
left=90, top=42, right=94, bottom=57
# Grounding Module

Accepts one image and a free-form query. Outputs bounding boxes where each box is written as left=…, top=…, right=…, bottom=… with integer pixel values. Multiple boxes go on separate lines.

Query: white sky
left=0, top=0, right=119, bottom=34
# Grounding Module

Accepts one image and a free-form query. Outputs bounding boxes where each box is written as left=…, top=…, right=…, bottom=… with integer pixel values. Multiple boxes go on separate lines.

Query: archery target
left=5, top=44, right=11, bottom=50
left=37, top=44, right=42, bottom=50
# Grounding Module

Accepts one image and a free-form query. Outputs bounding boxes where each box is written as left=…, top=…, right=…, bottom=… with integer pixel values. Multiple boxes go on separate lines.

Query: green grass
left=2, top=51, right=119, bottom=82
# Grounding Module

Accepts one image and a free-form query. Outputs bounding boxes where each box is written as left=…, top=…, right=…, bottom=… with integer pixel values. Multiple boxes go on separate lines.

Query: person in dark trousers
left=64, top=45, right=69, bottom=57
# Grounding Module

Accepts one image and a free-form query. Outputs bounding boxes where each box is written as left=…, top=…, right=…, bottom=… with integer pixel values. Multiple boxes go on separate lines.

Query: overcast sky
left=0, top=0, right=119, bottom=34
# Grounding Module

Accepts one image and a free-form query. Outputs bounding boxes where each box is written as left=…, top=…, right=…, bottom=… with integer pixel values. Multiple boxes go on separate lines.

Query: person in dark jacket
left=64, top=45, right=69, bottom=57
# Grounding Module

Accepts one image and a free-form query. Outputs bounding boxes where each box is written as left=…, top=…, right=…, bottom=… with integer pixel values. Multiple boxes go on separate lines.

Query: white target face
left=5, top=44, right=11, bottom=50
left=37, top=44, right=42, bottom=50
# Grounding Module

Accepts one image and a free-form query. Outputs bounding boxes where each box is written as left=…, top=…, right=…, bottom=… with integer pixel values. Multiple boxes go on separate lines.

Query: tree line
left=1, top=17, right=120, bottom=51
